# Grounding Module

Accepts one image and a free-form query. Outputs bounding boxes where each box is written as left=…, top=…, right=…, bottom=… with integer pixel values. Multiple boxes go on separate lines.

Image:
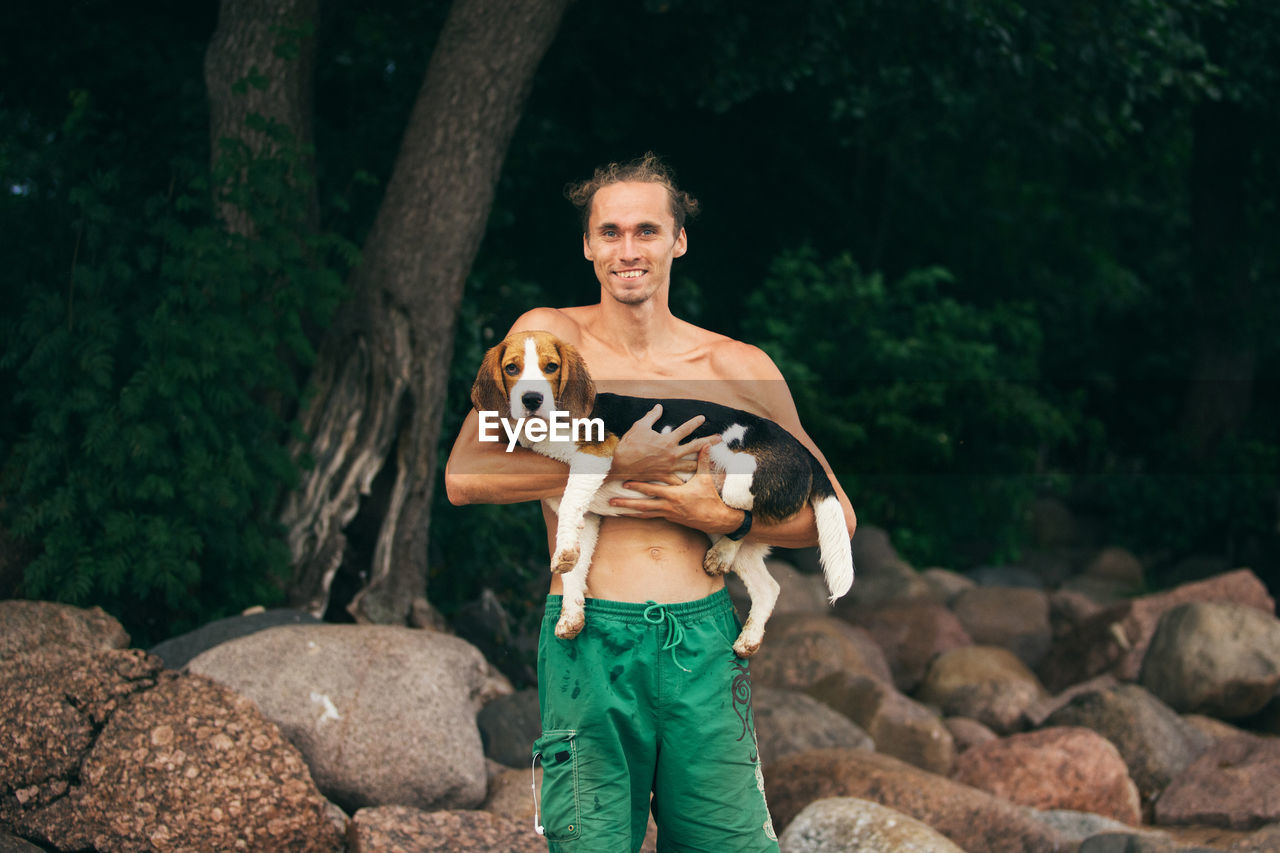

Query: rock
left=951, top=726, right=1141, bottom=825
left=845, top=600, right=972, bottom=692
left=1024, top=675, right=1121, bottom=728
left=777, top=796, right=967, bottom=852
left=1059, top=575, right=1139, bottom=605
left=11, top=671, right=342, bottom=852
left=1180, top=714, right=1252, bottom=745
left=1229, top=824, right=1280, bottom=852
left=1083, top=547, right=1146, bottom=590
left=0, top=648, right=161, bottom=818
left=754, top=687, right=874, bottom=766
left=1044, top=684, right=1211, bottom=811
left=1138, top=602, right=1280, bottom=719
left=951, top=586, right=1052, bottom=668
left=148, top=608, right=321, bottom=670
left=839, top=558, right=935, bottom=609
left=764, top=748, right=1069, bottom=852
left=1033, top=810, right=1167, bottom=845
left=750, top=614, right=893, bottom=691
left=481, top=766, right=538, bottom=825
left=920, top=567, right=976, bottom=605
left=1077, top=834, right=1179, bottom=852
left=850, top=525, right=902, bottom=575
left=727, top=559, right=832, bottom=617
left=0, top=600, right=129, bottom=661
left=348, top=805, right=544, bottom=853
left=943, top=717, right=998, bottom=753
left=967, top=565, right=1046, bottom=589
left=807, top=672, right=954, bottom=774
left=188, top=624, right=506, bottom=813
left=1030, top=497, right=1079, bottom=548
left=1155, top=735, right=1280, bottom=830
left=0, top=831, right=46, bottom=852
left=916, top=646, right=1047, bottom=734
left=477, top=688, right=541, bottom=768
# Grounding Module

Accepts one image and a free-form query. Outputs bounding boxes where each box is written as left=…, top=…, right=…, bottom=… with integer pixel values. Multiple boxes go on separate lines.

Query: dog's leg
left=730, top=543, right=778, bottom=658
left=551, top=452, right=611, bottom=574
left=704, top=441, right=757, bottom=576
left=555, top=512, right=599, bottom=640
left=703, top=534, right=742, bottom=576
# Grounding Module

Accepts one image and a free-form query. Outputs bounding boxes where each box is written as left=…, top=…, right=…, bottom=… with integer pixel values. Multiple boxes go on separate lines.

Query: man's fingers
left=668, top=414, right=706, bottom=442
left=635, top=404, right=663, bottom=430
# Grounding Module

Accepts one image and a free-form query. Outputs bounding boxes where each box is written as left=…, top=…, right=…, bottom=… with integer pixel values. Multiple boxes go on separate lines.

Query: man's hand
left=608, top=404, right=721, bottom=482
left=608, top=444, right=743, bottom=536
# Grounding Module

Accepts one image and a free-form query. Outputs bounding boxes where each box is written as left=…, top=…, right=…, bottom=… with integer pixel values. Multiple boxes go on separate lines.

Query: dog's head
left=471, top=330, right=595, bottom=422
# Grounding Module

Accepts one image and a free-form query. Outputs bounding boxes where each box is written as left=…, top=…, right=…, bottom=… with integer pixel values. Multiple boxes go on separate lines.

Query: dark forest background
left=2, top=0, right=1277, bottom=646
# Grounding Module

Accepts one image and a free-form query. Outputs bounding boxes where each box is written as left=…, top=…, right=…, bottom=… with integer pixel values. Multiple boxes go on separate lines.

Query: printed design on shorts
left=730, top=658, right=777, bottom=841
left=730, top=658, right=757, bottom=762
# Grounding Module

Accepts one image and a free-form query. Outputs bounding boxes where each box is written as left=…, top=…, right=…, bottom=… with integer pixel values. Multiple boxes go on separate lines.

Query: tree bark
left=280, top=0, right=570, bottom=623
left=204, top=0, right=319, bottom=233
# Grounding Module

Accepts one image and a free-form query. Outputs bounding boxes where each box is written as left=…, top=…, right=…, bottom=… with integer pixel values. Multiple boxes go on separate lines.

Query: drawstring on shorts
left=643, top=600, right=692, bottom=672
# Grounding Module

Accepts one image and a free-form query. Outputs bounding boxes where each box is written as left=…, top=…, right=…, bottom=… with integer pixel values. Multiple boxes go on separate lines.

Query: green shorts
left=534, top=589, right=779, bottom=853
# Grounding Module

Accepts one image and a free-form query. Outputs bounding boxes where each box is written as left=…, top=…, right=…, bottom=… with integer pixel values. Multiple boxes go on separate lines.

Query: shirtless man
left=445, top=154, right=855, bottom=853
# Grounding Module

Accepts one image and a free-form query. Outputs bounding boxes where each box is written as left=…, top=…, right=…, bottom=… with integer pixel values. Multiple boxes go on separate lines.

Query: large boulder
left=916, top=645, right=1047, bottom=734
left=807, top=671, right=954, bottom=774
left=749, top=614, right=893, bottom=691
left=777, top=797, right=967, bottom=853
left=951, top=726, right=1141, bottom=825
left=764, top=748, right=1069, bottom=852
left=348, top=806, right=544, bottom=853
left=951, top=586, right=1052, bottom=669
left=477, top=688, right=541, bottom=768
left=0, top=648, right=160, bottom=820
left=1154, top=735, right=1280, bottom=830
left=0, top=600, right=129, bottom=661
left=753, top=687, right=874, bottom=767
left=727, top=559, right=832, bottom=617
left=1040, top=570, right=1275, bottom=692
left=149, top=607, right=321, bottom=670
left=1044, top=684, right=1211, bottom=811
left=8, top=670, right=342, bottom=852
left=846, top=600, right=972, bottom=692
left=187, top=624, right=508, bottom=813
left=1138, top=602, right=1280, bottom=719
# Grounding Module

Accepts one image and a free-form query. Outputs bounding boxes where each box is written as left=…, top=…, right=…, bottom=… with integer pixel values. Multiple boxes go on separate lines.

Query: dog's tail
left=810, top=468, right=854, bottom=604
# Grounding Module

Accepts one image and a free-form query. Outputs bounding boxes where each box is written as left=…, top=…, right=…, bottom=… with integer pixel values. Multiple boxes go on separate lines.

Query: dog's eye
left=504, top=363, right=520, bottom=376
left=543, top=362, right=558, bottom=374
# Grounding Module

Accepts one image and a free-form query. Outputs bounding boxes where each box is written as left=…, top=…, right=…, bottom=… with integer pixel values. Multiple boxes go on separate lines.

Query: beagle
left=470, top=330, right=854, bottom=656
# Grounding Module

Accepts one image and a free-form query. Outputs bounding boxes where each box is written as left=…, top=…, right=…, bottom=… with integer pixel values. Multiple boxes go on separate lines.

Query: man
left=445, top=153, right=855, bottom=853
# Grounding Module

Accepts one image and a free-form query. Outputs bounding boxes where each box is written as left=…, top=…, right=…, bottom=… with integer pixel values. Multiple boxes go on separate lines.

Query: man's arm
left=607, top=343, right=857, bottom=546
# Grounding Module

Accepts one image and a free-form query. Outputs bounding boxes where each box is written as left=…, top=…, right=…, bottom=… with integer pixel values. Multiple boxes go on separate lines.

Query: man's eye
left=504, top=363, right=521, bottom=376
left=543, top=363, right=559, bottom=374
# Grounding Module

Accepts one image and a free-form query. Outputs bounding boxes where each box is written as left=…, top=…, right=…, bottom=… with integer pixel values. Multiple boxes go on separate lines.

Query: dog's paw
left=555, top=610, right=585, bottom=639
left=551, top=546, right=579, bottom=574
left=702, top=550, right=731, bottom=576
left=732, top=634, right=761, bottom=658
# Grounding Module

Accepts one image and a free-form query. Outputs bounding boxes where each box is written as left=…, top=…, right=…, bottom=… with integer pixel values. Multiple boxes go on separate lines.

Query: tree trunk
left=204, top=0, right=319, bottom=233
left=280, top=0, right=569, bottom=623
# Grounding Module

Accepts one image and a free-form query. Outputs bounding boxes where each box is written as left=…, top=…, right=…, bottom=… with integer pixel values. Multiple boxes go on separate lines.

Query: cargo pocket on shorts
left=533, top=729, right=581, bottom=842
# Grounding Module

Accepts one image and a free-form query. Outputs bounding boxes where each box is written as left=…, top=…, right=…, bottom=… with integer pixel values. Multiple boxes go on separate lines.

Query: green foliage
left=744, top=248, right=1076, bottom=567
left=1, top=103, right=353, bottom=644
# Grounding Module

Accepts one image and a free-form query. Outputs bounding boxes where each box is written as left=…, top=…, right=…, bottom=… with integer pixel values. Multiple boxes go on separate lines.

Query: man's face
left=583, top=181, right=687, bottom=305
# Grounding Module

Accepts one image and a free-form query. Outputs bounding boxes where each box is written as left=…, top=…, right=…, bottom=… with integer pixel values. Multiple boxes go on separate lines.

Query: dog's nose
left=521, top=391, right=543, bottom=411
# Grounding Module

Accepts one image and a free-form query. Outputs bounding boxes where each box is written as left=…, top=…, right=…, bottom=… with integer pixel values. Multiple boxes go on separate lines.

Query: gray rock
left=0, top=600, right=129, bottom=661
left=851, top=525, right=903, bottom=575
left=348, top=806, right=545, bottom=853
left=778, top=797, right=966, bottom=852
left=750, top=614, right=893, bottom=691
left=916, top=645, right=1046, bottom=734
left=1139, top=602, right=1280, bottom=719
left=477, top=687, right=542, bottom=768
left=951, top=586, right=1052, bottom=668
left=727, top=559, right=832, bottom=617
left=188, top=624, right=507, bottom=813
left=149, top=607, right=321, bottom=670
left=754, top=687, right=874, bottom=767
left=808, top=671, right=954, bottom=774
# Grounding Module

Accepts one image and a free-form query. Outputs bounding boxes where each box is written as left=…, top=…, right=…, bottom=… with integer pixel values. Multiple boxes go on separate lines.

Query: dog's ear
left=471, top=339, right=510, bottom=417
left=556, top=339, right=595, bottom=417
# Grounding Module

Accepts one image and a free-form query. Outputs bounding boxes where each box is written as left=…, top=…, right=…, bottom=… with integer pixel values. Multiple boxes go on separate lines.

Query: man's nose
left=522, top=391, right=543, bottom=411
left=620, top=234, right=640, bottom=259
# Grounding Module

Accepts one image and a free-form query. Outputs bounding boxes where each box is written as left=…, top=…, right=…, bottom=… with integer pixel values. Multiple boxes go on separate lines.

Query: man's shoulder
left=703, top=334, right=784, bottom=381
left=509, top=306, right=587, bottom=343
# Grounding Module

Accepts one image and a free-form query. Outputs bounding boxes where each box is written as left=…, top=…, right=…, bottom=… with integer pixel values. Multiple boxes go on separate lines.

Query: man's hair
left=565, top=152, right=701, bottom=234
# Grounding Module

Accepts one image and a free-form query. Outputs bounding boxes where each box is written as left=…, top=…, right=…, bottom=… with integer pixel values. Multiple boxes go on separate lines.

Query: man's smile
left=615, top=270, right=646, bottom=279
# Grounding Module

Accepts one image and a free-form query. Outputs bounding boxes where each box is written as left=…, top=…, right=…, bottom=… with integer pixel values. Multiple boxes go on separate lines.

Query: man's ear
left=673, top=227, right=687, bottom=259
left=582, top=233, right=594, bottom=261
left=471, top=340, right=510, bottom=417
left=556, top=340, right=596, bottom=418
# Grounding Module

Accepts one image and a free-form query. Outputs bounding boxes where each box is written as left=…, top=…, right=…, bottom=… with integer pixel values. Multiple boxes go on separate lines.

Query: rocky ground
left=3, top=503, right=1280, bottom=852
